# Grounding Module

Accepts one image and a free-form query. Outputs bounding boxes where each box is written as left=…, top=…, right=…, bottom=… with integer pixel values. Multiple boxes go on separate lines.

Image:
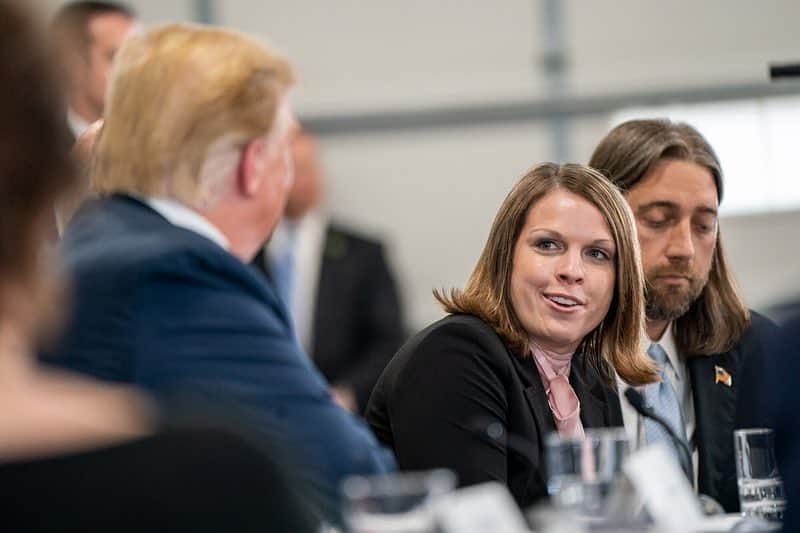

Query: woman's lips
left=543, top=293, right=584, bottom=312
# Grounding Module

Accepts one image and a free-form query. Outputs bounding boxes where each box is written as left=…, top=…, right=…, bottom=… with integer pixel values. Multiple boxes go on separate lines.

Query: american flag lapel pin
left=714, top=365, right=732, bottom=387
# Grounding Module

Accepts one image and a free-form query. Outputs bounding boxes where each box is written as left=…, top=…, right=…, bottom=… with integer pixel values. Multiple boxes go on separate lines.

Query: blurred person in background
left=253, top=130, right=406, bottom=414
left=51, top=1, right=136, bottom=140
left=0, top=1, right=318, bottom=531
left=589, top=119, right=776, bottom=512
left=56, top=118, right=102, bottom=230
left=41, top=21, right=395, bottom=520
left=367, top=163, right=658, bottom=508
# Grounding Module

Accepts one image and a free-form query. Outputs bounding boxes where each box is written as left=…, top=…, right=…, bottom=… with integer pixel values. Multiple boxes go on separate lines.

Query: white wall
left=45, top=0, right=800, bottom=329
left=220, top=0, right=541, bottom=114
left=723, top=210, right=800, bottom=311
left=565, top=0, right=800, bottom=95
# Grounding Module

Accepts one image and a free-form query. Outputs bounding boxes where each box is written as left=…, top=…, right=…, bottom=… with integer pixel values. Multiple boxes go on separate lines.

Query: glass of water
left=341, top=469, right=456, bottom=533
left=734, top=428, right=786, bottom=522
left=545, top=427, right=629, bottom=520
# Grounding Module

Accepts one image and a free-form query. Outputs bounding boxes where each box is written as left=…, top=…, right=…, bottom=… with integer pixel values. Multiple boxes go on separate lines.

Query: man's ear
left=238, top=138, right=268, bottom=197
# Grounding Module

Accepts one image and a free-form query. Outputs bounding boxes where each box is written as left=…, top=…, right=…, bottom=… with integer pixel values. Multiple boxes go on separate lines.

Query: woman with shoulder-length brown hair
left=366, top=162, right=658, bottom=508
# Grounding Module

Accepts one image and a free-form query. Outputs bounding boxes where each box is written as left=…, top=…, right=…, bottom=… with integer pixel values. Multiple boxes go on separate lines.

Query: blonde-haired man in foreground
left=44, top=24, right=395, bottom=518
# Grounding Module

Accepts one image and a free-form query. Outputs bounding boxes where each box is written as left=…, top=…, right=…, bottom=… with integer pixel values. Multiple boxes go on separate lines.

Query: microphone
left=624, top=387, right=693, bottom=483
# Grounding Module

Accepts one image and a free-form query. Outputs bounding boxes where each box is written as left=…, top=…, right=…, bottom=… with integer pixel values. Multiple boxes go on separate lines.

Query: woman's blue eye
left=536, top=240, right=559, bottom=250
left=588, top=248, right=610, bottom=261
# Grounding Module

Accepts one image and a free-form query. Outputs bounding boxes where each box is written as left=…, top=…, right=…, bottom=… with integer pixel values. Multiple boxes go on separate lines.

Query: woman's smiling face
left=510, top=188, right=617, bottom=354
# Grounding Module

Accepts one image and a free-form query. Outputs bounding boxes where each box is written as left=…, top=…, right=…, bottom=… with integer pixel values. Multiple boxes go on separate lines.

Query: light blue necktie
left=643, top=343, right=689, bottom=467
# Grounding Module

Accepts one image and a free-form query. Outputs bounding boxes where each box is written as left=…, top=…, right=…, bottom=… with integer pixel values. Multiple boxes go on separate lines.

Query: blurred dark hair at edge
left=0, top=0, right=76, bottom=340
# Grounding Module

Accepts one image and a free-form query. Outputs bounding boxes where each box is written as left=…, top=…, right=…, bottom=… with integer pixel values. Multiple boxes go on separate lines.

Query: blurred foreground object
left=1, top=1, right=318, bottom=531
left=733, top=428, right=786, bottom=523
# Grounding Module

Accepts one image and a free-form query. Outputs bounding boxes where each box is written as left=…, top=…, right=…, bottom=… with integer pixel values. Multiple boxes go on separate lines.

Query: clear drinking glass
left=734, top=428, right=786, bottom=522
left=341, top=469, right=456, bottom=533
left=545, top=427, right=630, bottom=519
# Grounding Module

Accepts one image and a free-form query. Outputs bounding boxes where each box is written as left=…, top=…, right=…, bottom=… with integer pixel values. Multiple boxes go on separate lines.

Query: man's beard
left=644, top=265, right=708, bottom=322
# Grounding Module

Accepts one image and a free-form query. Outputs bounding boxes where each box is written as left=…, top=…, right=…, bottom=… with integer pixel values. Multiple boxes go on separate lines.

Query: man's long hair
left=589, top=119, right=750, bottom=356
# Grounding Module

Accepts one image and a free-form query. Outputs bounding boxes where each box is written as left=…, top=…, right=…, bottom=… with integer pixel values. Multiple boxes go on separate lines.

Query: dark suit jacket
left=686, top=311, right=777, bottom=512
left=254, top=223, right=406, bottom=412
left=763, top=307, right=800, bottom=533
left=366, top=314, right=623, bottom=509
left=43, top=195, right=395, bottom=515
left=3, top=427, right=319, bottom=532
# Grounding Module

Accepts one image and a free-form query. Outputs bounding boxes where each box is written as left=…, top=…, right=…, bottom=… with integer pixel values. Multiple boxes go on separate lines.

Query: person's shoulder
left=66, top=196, right=225, bottom=266
left=394, top=314, right=511, bottom=372
left=64, top=197, right=275, bottom=314
left=417, top=313, right=501, bottom=342
left=68, top=196, right=252, bottom=280
left=374, top=314, right=514, bottom=417
left=738, top=309, right=779, bottom=352
left=772, top=305, right=800, bottom=364
left=748, top=309, right=778, bottom=334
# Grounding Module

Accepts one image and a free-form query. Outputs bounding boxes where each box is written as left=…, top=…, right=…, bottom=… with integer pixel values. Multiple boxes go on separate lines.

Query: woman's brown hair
left=0, top=0, right=77, bottom=332
left=589, top=119, right=750, bottom=356
left=436, top=163, right=658, bottom=386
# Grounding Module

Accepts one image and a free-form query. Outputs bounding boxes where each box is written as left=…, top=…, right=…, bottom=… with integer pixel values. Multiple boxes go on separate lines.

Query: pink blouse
left=530, top=342, right=584, bottom=439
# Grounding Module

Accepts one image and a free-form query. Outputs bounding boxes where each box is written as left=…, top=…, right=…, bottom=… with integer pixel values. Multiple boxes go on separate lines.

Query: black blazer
left=366, top=314, right=623, bottom=509
left=254, top=223, right=406, bottom=412
left=686, top=311, right=777, bottom=512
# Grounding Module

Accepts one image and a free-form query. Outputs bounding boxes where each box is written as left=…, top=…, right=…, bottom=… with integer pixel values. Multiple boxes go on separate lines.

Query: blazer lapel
left=509, top=353, right=608, bottom=436
left=509, top=353, right=556, bottom=439
left=570, top=362, right=606, bottom=428
left=687, top=349, right=739, bottom=509
left=688, top=351, right=738, bottom=443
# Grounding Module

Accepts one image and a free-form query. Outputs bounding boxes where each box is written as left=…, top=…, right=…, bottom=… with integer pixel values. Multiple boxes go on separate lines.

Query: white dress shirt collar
left=67, top=108, right=90, bottom=139
left=143, top=197, right=229, bottom=251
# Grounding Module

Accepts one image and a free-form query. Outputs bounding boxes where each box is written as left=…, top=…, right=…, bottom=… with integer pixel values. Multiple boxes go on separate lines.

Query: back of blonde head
left=93, top=24, right=293, bottom=207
